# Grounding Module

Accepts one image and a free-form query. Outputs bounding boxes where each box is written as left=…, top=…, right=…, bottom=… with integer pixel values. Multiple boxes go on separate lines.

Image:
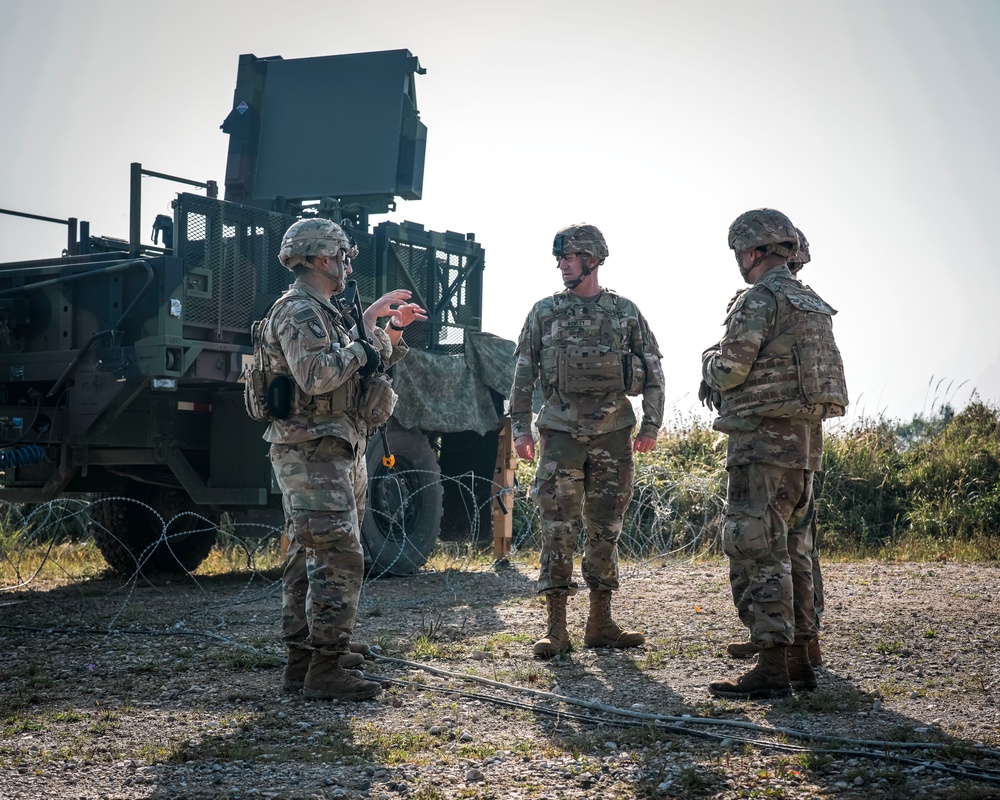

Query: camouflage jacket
left=702, top=265, right=838, bottom=469
left=262, top=282, right=405, bottom=446
left=510, top=289, right=665, bottom=439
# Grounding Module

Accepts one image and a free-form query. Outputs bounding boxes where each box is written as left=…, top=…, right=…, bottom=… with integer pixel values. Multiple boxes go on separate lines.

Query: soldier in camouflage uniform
left=724, top=229, right=825, bottom=667
left=702, top=210, right=847, bottom=699
left=264, top=218, right=424, bottom=701
left=510, top=223, right=665, bottom=659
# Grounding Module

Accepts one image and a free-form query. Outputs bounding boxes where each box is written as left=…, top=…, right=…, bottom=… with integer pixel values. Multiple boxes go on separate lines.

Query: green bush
left=900, top=401, right=1000, bottom=542
left=818, top=418, right=908, bottom=550
left=511, top=401, right=1000, bottom=561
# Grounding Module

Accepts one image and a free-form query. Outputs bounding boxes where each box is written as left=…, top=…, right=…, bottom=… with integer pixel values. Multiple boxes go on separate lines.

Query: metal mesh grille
left=169, top=198, right=484, bottom=354
left=377, top=222, right=483, bottom=354
left=175, top=194, right=295, bottom=340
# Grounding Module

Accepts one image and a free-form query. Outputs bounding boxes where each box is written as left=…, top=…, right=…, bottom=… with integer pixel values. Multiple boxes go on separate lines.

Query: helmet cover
left=552, top=223, right=609, bottom=265
left=789, top=227, right=810, bottom=271
left=728, top=208, right=799, bottom=260
left=278, top=218, right=351, bottom=288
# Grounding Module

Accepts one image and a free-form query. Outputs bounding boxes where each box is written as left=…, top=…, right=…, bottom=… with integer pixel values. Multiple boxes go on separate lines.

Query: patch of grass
left=482, top=631, right=534, bottom=651
left=678, top=765, right=711, bottom=792
left=508, top=662, right=556, bottom=692
left=455, top=742, right=499, bottom=760
left=794, top=749, right=834, bottom=772
left=197, top=534, right=284, bottom=576
left=205, top=648, right=282, bottom=670
left=410, top=786, right=446, bottom=800
left=354, top=722, right=436, bottom=765
left=3, top=714, right=43, bottom=735
left=51, top=710, right=86, bottom=723
left=409, top=634, right=461, bottom=661
left=788, top=685, right=873, bottom=713
left=87, top=708, right=121, bottom=735
left=876, top=639, right=904, bottom=656
left=638, top=647, right=668, bottom=670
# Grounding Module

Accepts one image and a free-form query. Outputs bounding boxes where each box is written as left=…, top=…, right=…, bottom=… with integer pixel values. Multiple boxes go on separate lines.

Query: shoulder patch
left=307, top=318, right=327, bottom=338
left=783, top=289, right=837, bottom=316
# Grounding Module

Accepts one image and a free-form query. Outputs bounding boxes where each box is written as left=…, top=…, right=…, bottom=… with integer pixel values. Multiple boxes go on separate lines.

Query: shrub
left=511, top=400, right=1000, bottom=561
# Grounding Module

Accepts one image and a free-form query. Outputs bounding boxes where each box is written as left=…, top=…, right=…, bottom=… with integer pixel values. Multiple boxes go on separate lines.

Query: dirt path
left=2, top=559, right=998, bottom=799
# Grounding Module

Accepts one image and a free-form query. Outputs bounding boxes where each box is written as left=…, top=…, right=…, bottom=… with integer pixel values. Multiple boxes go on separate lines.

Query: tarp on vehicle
left=391, top=332, right=515, bottom=435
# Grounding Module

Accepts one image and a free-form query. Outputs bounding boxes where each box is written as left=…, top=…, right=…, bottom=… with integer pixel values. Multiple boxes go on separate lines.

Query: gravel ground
left=1, top=558, right=999, bottom=799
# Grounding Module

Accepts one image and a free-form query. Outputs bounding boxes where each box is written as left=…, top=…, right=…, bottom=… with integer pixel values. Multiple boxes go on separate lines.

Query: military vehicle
left=0, top=49, right=514, bottom=577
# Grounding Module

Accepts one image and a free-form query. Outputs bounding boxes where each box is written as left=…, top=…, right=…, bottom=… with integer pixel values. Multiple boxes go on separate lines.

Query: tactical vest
left=720, top=271, right=848, bottom=421
left=539, top=290, right=646, bottom=397
left=243, top=293, right=358, bottom=422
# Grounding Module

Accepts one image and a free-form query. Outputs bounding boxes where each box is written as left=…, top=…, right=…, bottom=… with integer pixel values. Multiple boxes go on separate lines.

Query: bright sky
left=2, top=0, right=999, bottom=425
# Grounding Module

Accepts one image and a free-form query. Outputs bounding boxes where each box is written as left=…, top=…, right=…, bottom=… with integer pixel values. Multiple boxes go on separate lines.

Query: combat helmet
left=728, top=208, right=799, bottom=260
left=278, top=218, right=351, bottom=289
left=789, top=227, right=810, bottom=274
left=552, top=223, right=609, bottom=265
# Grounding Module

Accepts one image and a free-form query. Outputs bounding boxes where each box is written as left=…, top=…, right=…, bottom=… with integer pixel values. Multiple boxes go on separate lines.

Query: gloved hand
left=356, top=339, right=383, bottom=378
left=698, top=379, right=720, bottom=411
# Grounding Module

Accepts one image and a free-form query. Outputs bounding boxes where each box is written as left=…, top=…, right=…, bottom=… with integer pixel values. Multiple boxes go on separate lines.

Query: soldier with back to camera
left=249, top=218, right=424, bottom=701
left=701, top=209, right=847, bottom=699
left=510, top=223, right=665, bottom=659
left=722, top=228, right=827, bottom=668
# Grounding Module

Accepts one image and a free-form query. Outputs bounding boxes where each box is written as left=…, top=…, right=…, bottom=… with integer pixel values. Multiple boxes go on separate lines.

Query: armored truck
left=0, top=49, right=514, bottom=577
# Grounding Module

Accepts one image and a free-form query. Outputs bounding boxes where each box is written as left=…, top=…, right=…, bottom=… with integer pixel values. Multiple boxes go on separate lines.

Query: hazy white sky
left=2, top=0, right=999, bottom=424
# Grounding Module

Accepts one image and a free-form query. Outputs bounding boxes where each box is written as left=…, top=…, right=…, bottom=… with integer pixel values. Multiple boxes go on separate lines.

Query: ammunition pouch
left=244, top=310, right=359, bottom=423
left=354, top=372, right=398, bottom=428
left=243, top=363, right=274, bottom=422
left=623, top=353, right=647, bottom=397
left=244, top=316, right=280, bottom=422
left=557, top=346, right=626, bottom=395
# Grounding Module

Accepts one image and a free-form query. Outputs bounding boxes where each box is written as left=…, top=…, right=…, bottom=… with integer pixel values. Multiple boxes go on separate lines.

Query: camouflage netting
left=391, top=332, right=515, bottom=435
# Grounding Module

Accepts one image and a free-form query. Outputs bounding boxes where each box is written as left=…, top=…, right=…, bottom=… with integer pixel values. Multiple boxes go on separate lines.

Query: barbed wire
left=0, top=466, right=726, bottom=627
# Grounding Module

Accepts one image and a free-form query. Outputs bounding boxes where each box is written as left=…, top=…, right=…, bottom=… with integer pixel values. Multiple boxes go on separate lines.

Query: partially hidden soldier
left=723, top=228, right=825, bottom=667
left=246, top=218, right=424, bottom=701
left=701, top=209, right=847, bottom=699
left=510, top=223, right=665, bottom=659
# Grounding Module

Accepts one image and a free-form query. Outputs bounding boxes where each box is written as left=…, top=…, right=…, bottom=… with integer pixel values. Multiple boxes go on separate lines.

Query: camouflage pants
left=733, top=478, right=825, bottom=631
left=723, top=463, right=817, bottom=647
left=532, top=427, right=634, bottom=595
left=272, top=436, right=367, bottom=656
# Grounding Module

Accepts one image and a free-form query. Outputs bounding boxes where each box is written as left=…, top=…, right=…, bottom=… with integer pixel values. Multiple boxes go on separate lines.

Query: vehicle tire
left=362, top=426, right=442, bottom=577
left=88, top=486, right=218, bottom=577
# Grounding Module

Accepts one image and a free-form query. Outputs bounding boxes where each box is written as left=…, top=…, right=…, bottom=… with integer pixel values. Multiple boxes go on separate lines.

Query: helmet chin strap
left=563, top=257, right=594, bottom=290
left=308, top=253, right=345, bottom=293
left=738, top=251, right=762, bottom=282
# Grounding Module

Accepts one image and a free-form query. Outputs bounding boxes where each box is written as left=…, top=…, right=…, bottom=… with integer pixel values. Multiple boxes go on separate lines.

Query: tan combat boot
left=283, top=646, right=312, bottom=693
left=583, top=589, right=645, bottom=649
left=726, top=640, right=761, bottom=659
left=349, top=641, right=372, bottom=657
left=284, top=646, right=366, bottom=692
left=786, top=642, right=818, bottom=691
left=708, top=645, right=791, bottom=699
left=807, top=638, right=823, bottom=666
left=302, top=653, right=382, bottom=701
left=533, top=593, right=570, bottom=659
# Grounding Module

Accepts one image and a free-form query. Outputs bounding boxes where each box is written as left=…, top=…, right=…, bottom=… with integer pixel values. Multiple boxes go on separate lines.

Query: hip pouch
left=356, top=372, right=398, bottom=427
left=243, top=365, right=273, bottom=422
